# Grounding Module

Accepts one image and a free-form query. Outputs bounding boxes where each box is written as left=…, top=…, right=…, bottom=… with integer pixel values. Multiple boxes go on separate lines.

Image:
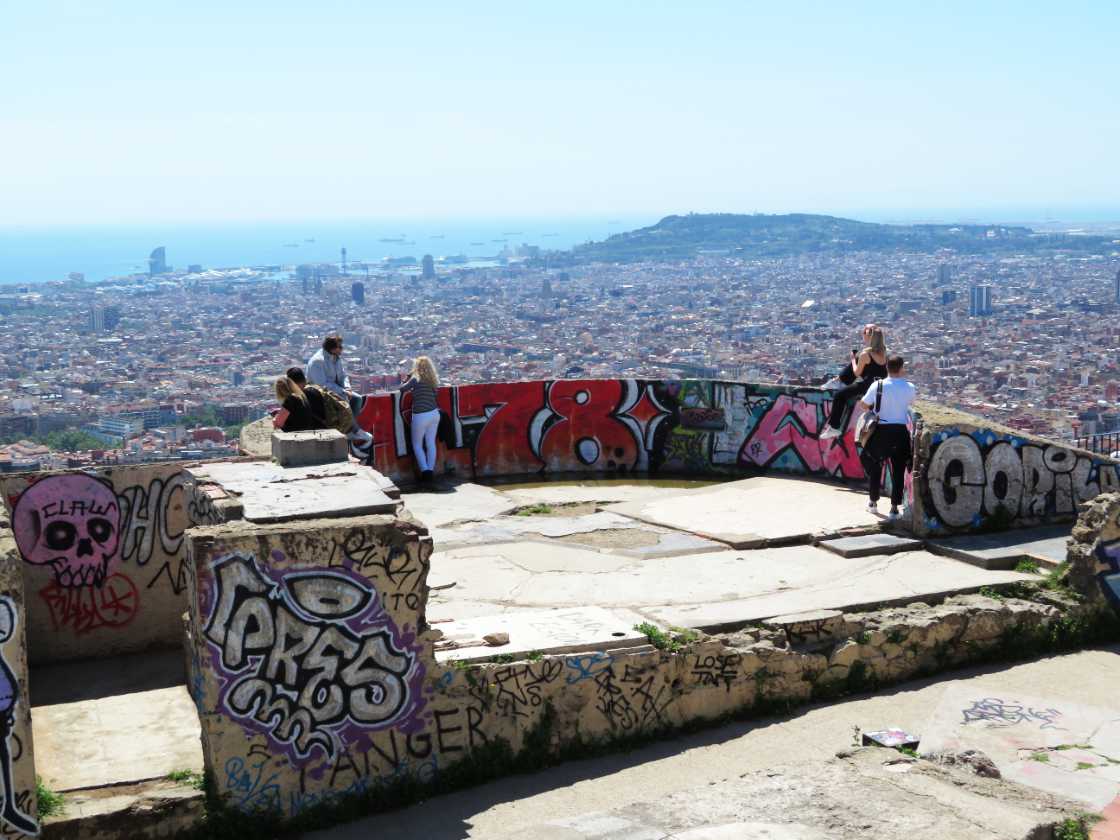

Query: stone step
left=817, top=532, right=924, bottom=558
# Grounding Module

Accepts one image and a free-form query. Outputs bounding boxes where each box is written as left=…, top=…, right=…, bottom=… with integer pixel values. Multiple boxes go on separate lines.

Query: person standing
left=820, top=326, right=888, bottom=439
left=307, top=334, right=362, bottom=416
left=859, top=354, right=916, bottom=519
left=395, top=356, right=441, bottom=482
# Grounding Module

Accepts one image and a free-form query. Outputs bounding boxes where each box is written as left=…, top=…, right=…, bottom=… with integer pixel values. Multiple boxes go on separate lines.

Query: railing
left=1074, top=431, right=1120, bottom=455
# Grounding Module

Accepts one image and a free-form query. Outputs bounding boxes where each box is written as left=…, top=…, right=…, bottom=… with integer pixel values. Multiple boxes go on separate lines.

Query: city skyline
left=2, top=2, right=1118, bottom=226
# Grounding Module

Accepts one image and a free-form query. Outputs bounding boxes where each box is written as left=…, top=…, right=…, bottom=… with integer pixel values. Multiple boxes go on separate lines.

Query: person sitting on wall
left=859, top=354, right=916, bottom=520
left=820, top=325, right=888, bottom=440
left=272, top=373, right=327, bottom=432
left=286, top=367, right=374, bottom=462
left=307, top=334, right=363, bottom=417
left=822, top=323, right=879, bottom=390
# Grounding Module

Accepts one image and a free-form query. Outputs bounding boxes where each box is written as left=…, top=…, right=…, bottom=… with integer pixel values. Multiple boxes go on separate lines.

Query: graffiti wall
left=356, top=379, right=869, bottom=484
left=1, top=464, right=198, bottom=664
left=0, top=532, right=39, bottom=837
left=186, top=515, right=433, bottom=816
left=912, top=422, right=1120, bottom=535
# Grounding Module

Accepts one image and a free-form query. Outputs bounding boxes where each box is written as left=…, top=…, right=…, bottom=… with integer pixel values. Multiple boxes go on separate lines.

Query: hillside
left=571, top=213, right=1115, bottom=262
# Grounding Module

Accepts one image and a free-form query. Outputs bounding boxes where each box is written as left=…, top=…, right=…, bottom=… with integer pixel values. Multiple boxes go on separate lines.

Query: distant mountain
left=570, top=213, right=1116, bottom=262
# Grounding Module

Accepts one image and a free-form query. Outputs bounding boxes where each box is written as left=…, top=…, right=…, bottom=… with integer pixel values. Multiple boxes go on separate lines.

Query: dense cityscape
left=1, top=219, right=1119, bottom=471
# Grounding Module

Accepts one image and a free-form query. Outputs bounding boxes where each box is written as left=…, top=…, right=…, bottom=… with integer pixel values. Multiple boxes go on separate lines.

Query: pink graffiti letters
left=13, top=474, right=121, bottom=589
left=203, top=553, right=423, bottom=764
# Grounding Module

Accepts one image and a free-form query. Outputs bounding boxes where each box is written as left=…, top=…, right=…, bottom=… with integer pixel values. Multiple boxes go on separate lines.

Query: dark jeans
left=861, top=423, right=911, bottom=506
left=826, top=380, right=867, bottom=430
left=348, top=393, right=364, bottom=417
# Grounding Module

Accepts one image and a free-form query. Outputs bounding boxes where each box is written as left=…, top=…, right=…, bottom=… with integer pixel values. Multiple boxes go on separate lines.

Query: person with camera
left=820, top=325, right=888, bottom=440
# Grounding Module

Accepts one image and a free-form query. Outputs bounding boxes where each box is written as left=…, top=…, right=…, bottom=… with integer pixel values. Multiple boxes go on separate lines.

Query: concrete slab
left=606, top=476, right=879, bottom=548
left=402, top=482, right=520, bottom=527
left=237, top=478, right=397, bottom=522
left=33, top=685, right=202, bottom=791
left=434, top=606, right=652, bottom=662
left=819, top=533, right=924, bottom=558
left=430, top=541, right=1034, bottom=632
left=927, top=525, right=1071, bottom=570
left=642, top=551, right=1033, bottom=631
left=428, top=512, right=726, bottom=559
left=189, top=460, right=400, bottom=499
left=497, top=479, right=720, bottom=507
left=919, top=684, right=1120, bottom=809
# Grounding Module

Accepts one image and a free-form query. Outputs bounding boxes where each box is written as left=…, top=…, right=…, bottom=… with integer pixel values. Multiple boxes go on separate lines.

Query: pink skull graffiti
left=13, top=474, right=122, bottom=589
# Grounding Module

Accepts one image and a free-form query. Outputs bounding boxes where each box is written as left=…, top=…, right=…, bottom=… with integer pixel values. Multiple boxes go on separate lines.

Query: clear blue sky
left=2, top=1, right=1117, bottom=226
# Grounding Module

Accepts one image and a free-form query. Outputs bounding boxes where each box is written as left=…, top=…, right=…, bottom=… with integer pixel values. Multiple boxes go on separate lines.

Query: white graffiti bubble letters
left=203, top=554, right=417, bottom=761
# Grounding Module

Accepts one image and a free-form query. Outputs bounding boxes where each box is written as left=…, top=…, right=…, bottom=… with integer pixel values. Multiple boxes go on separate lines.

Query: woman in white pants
left=395, top=356, right=441, bottom=482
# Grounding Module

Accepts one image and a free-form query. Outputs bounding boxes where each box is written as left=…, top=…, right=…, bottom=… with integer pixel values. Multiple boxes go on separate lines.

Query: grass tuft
left=36, top=776, right=64, bottom=818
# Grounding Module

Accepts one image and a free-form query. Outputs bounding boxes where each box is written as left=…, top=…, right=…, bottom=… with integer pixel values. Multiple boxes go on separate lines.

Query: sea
left=0, top=218, right=653, bottom=285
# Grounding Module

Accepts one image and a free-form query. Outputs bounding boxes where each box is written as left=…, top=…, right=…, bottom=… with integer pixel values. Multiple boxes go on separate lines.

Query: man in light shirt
left=859, top=354, right=916, bottom=519
left=307, top=334, right=361, bottom=415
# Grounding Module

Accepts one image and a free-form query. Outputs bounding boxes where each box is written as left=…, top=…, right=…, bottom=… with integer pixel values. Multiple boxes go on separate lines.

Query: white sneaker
left=819, top=425, right=841, bottom=440
left=867, top=500, right=878, bottom=513
left=822, top=377, right=845, bottom=391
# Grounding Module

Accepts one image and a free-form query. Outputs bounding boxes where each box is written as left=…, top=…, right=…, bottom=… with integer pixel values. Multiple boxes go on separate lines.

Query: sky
left=1, top=1, right=1118, bottom=227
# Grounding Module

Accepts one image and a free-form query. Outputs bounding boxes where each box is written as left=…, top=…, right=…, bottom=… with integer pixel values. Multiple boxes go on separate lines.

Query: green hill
left=571, top=213, right=1115, bottom=262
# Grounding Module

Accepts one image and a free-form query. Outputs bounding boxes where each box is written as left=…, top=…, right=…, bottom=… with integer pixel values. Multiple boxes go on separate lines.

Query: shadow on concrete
left=303, top=645, right=1120, bottom=840
left=30, top=648, right=186, bottom=706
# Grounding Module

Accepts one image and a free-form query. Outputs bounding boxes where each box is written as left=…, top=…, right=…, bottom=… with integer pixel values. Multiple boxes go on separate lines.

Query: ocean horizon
left=2, top=209, right=1118, bottom=286
left=0, top=218, right=654, bottom=285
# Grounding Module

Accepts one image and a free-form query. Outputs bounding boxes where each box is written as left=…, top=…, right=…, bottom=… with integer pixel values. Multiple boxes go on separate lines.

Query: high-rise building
left=88, top=305, right=104, bottom=332
left=351, top=281, right=365, bottom=305
left=148, top=246, right=167, bottom=276
left=1115, top=268, right=1120, bottom=305
left=341, top=247, right=348, bottom=275
left=937, top=264, right=952, bottom=285
left=941, top=290, right=958, bottom=306
left=103, top=305, right=121, bottom=330
left=421, top=254, right=435, bottom=279
left=969, top=284, right=993, bottom=317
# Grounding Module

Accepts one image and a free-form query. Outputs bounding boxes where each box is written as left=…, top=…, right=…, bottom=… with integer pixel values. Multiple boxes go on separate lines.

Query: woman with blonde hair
left=820, top=326, right=888, bottom=440
left=395, top=356, right=441, bottom=481
left=272, top=373, right=327, bottom=432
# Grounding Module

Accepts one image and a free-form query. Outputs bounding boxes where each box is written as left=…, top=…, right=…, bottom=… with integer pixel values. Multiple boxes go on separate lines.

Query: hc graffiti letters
left=203, top=553, right=422, bottom=762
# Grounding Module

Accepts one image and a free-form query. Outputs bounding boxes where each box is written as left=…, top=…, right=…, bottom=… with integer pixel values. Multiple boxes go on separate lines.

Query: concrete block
left=271, top=429, right=348, bottom=467
left=762, top=609, right=845, bottom=645
left=818, top=533, right=923, bottom=558
left=433, top=606, right=653, bottom=663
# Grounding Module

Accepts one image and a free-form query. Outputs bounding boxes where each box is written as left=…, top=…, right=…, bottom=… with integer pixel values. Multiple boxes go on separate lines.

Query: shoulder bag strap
left=875, top=380, right=883, bottom=413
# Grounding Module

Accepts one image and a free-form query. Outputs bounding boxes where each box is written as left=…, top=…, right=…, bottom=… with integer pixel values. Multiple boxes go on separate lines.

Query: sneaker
left=821, top=377, right=845, bottom=391
left=888, top=506, right=901, bottom=520
left=867, top=500, right=878, bottom=513
left=819, top=425, right=841, bottom=440
left=422, top=469, right=434, bottom=482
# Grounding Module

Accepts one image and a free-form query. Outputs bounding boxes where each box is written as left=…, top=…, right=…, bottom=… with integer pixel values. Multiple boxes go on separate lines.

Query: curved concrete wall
left=357, top=379, right=869, bottom=485
left=910, top=405, right=1120, bottom=536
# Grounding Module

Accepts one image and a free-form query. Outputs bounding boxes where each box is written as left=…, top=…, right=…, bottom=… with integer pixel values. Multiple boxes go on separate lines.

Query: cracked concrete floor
left=413, top=477, right=1034, bottom=633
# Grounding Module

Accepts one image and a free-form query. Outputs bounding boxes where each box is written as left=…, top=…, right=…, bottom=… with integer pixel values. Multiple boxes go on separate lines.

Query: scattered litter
left=862, top=729, right=920, bottom=750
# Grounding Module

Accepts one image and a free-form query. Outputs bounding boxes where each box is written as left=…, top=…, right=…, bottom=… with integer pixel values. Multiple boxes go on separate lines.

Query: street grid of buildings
left=1, top=244, right=1119, bottom=470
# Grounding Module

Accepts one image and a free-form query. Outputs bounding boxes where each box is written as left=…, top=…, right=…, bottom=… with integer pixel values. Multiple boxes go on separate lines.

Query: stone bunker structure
left=0, top=378, right=1116, bottom=837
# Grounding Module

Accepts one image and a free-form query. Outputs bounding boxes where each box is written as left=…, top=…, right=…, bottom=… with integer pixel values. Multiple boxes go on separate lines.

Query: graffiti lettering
left=691, top=653, right=741, bottom=691
left=203, top=553, right=422, bottom=762
left=565, top=652, right=614, bottom=684
left=117, top=473, right=187, bottom=567
left=594, top=663, right=674, bottom=731
left=359, top=379, right=870, bottom=484
left=39, top=573, right=139, bottom=635
left=925, top=433, right=1118, bottom=529
left=960, top=697, right=1064, bottom=730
